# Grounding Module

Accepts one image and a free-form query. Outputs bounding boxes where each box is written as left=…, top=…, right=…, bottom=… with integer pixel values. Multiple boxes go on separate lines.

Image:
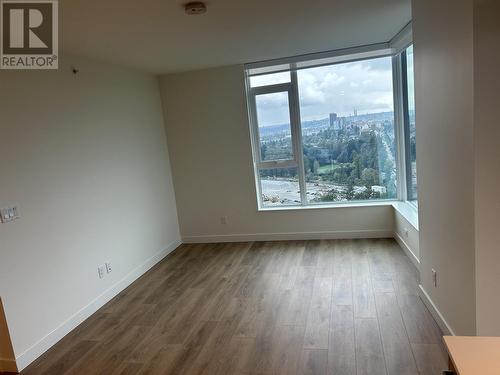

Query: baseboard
left=182, top=229, right=393, bottom=243
left=418, top=284, right=455, bottom=336
left=394, top=232, right=420, bottom=270
left=0, top=358, right=18, bottom=373
left=14, top=239, right=182, bottom=372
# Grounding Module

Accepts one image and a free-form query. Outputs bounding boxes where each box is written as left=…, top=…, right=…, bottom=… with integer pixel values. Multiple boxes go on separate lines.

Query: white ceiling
left=60, top=0, right=411, bottom=74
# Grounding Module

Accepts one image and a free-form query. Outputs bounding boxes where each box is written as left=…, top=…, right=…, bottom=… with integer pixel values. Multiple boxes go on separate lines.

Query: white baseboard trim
left=182, top=229, right=393, bottom=243
left=0, top=358, right=18, bottom=373
left=394, top=232, right=420, bottom=270
left=14, top=239, right=182, bottom=372
left=418, top=284, right=455, bottom=336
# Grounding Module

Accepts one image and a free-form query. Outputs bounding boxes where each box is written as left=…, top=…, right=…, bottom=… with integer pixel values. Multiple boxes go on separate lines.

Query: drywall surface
left=412, top=0, right=476, bottom=335
left=0, top=54, right=180, bottom=368
left=394, top=209, right=419, bottom=265
left=474, top=0, right=500, bottom=336
left=159, top=65, right=394, bottom=241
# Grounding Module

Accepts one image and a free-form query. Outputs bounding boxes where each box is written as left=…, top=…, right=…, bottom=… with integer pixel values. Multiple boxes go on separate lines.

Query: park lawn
left=317, top=163, right=340, bottom=174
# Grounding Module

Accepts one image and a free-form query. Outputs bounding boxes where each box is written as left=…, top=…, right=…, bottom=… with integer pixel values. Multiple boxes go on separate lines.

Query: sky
left=251, top=56, right=395, bottom=127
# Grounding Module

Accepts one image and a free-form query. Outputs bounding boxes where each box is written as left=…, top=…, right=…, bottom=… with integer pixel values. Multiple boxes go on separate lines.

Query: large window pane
left=255, top=92, right=293, bottom=161
left=297, top=56, right=397, bottom=203
left=259, top=168, right=300, bottom=207
left=405, top=45, right=418, bottom=201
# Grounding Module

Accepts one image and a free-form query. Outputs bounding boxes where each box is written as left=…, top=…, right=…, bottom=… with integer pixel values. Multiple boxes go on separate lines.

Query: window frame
left=249, top=83, right=296, bottom=167
left=247, top=71, right=308, bottom=208
left=245, top=41, right=416, bottom=210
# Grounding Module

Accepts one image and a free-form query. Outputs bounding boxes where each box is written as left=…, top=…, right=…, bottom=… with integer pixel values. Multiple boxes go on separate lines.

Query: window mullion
left=289, top=70, right=307, bottom=206
left=250, top=83, right=293, bottom=96
left=245, top=73, right=265, bottom=208
left=400, top=51, right=413, bottom=201
left=248, top=94, right=262, bottom=164
left=258, top=160, right=298, bottom=169
left=393, top=54, right=407, bottom=201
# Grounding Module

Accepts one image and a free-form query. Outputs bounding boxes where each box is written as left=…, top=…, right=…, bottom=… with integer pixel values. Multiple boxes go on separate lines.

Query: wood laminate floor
left=21, top=239, right=447, bottom=375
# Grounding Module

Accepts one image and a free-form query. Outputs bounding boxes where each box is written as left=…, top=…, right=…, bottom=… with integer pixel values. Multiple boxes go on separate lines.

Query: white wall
left=159, top=65, right=395, bottom=242
left=412, top=0, right=476, bottom=335
left=0, top=54, right=180, bottom=369
left=394, top=209, right=419, bottom=267
left=474, top=0, right=500, bottom=336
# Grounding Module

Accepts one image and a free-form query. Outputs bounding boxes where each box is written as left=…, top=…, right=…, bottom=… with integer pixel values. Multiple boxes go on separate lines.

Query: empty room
left=1, top=0, right=499, bottom=374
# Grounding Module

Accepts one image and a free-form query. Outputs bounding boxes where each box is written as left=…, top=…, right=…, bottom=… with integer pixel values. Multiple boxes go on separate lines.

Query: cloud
left=297, top=56, right=394, bottom=120
left=255, top=92, right=291, bottom=127
left=253, top=56, right=394, bottom=126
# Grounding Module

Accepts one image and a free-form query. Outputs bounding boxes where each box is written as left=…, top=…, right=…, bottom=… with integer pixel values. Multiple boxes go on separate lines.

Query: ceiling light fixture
left=185, top=2, right=207, bottom=15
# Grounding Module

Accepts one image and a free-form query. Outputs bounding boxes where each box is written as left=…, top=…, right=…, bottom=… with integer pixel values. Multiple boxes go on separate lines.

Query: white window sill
left=258, top=200, right=398, bottom=212
left=392, top=201, right=419, bottom=230
left=257, top=200, right=419, bottom=230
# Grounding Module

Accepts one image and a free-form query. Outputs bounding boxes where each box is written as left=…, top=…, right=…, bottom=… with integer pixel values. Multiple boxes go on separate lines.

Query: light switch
left=0, top=204, right=20, bottom=223
left=0, top=207, right=10, bottom=223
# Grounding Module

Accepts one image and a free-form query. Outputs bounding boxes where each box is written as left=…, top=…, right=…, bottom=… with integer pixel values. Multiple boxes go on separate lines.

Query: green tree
left=352, top=152, right=362, bottom=179
left=344, top=180, right=355, bottom=200
left=361, top=168, right=379, bottom=186
left=320, top=189, right=338, bottom=202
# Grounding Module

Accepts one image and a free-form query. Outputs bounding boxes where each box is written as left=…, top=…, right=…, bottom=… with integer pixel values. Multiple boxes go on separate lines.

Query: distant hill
left=259, top=111, right=394, bottom=137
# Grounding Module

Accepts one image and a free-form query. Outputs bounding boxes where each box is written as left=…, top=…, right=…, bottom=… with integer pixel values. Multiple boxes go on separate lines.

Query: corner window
left=246, top=44, right=417, bottom=209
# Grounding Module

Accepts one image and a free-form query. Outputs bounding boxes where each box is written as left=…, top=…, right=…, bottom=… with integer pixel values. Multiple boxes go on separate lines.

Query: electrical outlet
left=220, top=216, right=228, bottom=225
left=105, top=262, right=112, bottom=274
left=98, top=265, right=105, bottom=279
left=432, top=268, right=437, bottom=287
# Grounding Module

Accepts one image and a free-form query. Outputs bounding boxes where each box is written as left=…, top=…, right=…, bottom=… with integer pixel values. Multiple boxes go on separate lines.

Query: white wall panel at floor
left=394, top=209, right=419, bottom=267
left=0, top=54, right=180, bottom=368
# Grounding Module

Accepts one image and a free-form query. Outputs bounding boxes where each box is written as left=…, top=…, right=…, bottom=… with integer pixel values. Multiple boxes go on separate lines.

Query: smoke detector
left=185, top=2, right=207, bottom=15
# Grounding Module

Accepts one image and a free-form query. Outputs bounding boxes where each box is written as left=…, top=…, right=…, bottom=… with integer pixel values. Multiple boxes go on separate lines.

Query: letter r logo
left=9, top=8, right=48, bottom=48
left=2, top=1, right=54, bottom=54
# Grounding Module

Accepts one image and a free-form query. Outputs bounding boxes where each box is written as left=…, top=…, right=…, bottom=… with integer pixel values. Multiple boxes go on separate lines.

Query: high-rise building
left=329, top=112, right=338, bottom=127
